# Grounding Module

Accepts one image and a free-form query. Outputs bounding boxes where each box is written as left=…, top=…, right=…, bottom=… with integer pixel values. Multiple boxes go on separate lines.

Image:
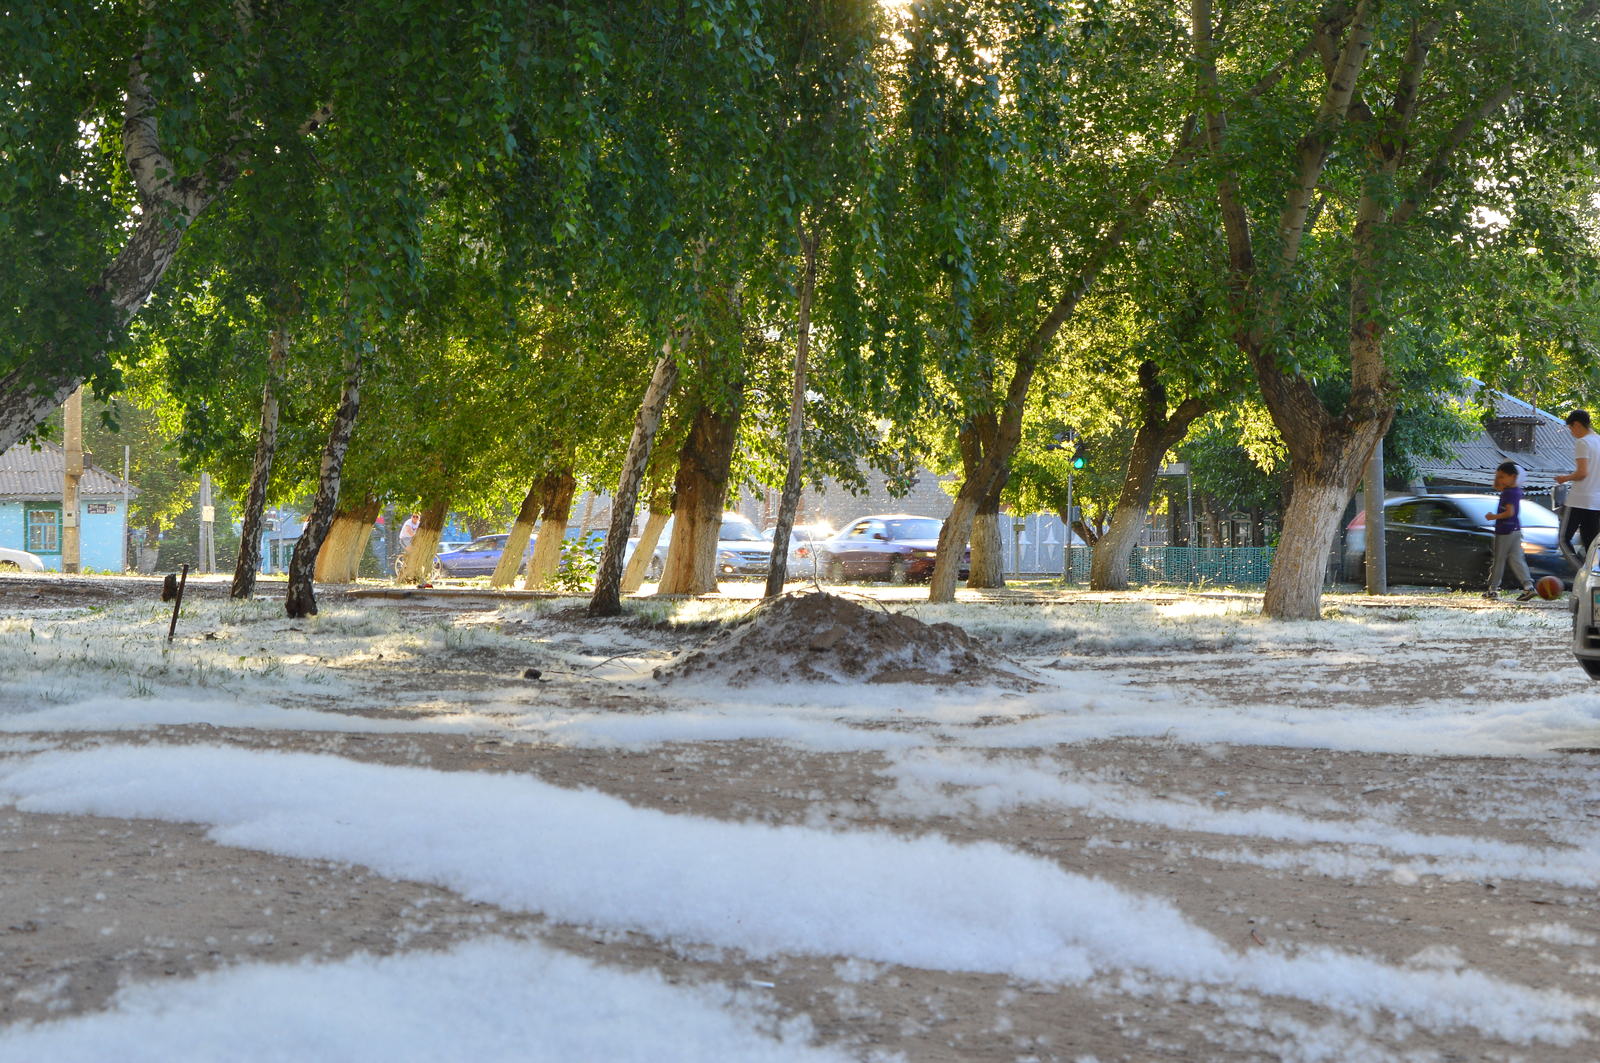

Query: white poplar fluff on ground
left=0, top=743, right=1592, bottom=1044
left=0, top=937, right=846, bottom=1063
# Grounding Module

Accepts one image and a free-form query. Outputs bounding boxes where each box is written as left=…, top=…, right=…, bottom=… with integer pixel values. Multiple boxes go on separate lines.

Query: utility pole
left=1063, top=469, right=1075, bottom=583
left=63, top=388, right=83, bottom=574
left=1363, top=438, right=1387, bottom=594
left=199, top=472, right=216, bottom=574
left=122, top=445, right=131, bottom=573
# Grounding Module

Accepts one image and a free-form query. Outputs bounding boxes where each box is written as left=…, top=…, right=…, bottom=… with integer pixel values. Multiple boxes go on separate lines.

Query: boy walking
left=1484, top=462, right=1537, bottom=601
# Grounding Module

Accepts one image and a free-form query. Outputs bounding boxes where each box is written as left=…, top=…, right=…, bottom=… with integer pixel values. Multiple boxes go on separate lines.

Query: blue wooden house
left=0, top=441, right=138, bottom=572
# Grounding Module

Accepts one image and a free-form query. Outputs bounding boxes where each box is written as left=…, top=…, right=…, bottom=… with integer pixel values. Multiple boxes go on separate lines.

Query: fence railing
left=1053, top=545, right=1276, bottom=586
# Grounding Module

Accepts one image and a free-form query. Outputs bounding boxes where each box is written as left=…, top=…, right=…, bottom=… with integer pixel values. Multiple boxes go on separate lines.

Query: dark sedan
left=1343, top=493, right=1574, bottom=589
left=814, top=514, right=967, bottom=583
left=433, top=534, right=536, bottom=578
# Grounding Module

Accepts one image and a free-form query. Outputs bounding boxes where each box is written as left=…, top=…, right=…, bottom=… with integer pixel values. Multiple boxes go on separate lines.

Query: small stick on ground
left=167, top=564, right=189, bottom=643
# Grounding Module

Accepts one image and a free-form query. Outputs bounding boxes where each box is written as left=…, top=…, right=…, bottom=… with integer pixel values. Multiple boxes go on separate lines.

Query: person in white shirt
left=1555, top=410, right=1600, bottom=556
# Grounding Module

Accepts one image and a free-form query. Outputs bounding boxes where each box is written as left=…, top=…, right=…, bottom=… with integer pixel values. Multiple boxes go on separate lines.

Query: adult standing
left=1555, top=410, right=1600, bottom=557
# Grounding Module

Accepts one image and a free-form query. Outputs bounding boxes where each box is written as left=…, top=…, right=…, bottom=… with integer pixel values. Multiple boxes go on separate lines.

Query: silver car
left=1571, top=538, right=1600, bottom=679
left=0, top=546, right=45, bottom=572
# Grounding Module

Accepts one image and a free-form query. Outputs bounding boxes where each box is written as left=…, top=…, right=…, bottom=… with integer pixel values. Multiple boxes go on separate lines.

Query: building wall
left=0, top=497, right=128, bottom=572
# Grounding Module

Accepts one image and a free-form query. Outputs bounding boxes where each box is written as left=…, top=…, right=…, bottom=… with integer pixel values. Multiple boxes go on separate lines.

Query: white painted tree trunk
left=397, top=501, right=449, bottom=585
left=966, top=509, right=1005, bottom=588
left=491, top=482, right=542, bottom=589
left=658, top=397, right=741, bottom=596
left=622, top=509, right=670, bottom=593
left=1260, top=477, right=1350, bottom=620
left=524, top=473, right=576, bottom=589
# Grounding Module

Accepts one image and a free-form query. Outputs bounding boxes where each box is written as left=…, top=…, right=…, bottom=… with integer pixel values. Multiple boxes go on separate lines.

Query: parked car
left=0, top=545, right=45, bottom=572
left=813, top=514, right=968, bottom=583
left=432, top=534, right=537, bottom=578
left=640, top=512, right=771, bottom=580
left=1343, top=493, right=1574, bottom=589
left=1570, top=539, right=1600, bottom=679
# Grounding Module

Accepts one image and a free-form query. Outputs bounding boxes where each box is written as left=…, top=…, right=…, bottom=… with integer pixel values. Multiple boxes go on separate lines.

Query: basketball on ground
left=1536, top=575, right=1563, bottom=600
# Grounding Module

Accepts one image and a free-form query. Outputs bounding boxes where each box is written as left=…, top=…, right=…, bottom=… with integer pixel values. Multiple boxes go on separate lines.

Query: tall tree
left=1192, top=0, right=1600, bottom=618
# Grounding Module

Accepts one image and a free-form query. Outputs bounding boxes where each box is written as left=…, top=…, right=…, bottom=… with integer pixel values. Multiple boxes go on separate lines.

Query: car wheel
left=0, top=560, right=19, bottom=572
left=432, top=561, right=448, bottom=580
left=647, top=556, right=664, bottom=581
left=826, top=558, right=846, bottom=583
left=889, top=556, right=909, bottom=584
left=1580, top=659, right=1600, bottom=680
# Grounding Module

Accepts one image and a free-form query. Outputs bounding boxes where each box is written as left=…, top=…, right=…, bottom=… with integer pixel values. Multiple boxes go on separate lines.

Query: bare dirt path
left=2, top=576, right=1598, bottom=1061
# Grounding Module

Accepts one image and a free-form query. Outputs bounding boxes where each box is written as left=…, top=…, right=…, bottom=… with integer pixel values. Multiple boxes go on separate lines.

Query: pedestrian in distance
left=396, top=511, right=421, bottom=575
left=1555, top=409, right=1600, bottom=558
left=1483, top=461, right=1538, bottom=602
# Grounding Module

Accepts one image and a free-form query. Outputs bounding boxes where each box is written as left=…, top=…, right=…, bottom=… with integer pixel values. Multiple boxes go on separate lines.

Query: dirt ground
left=2, top=573, right=1599, bottom=1061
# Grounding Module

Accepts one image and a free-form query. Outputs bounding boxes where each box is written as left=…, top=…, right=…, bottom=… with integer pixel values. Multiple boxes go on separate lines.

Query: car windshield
left=886, top=518, right=942, bottom=540
left=719, top=520, right=765, bottom=542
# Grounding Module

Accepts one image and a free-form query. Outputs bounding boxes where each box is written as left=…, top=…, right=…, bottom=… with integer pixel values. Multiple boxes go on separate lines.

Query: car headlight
left=911, top=550, right=934, bottom=558
left=718, top=550, right=736, bottom=561
left=1523, top=542, right=1547, bottom=555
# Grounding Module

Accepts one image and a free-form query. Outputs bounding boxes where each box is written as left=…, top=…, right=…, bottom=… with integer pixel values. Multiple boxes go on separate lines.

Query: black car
left=1343, top=493, right=1574, bottom=589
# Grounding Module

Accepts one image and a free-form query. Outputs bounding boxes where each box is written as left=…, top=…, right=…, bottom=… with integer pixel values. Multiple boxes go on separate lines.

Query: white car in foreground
left=1572, top=537, right=1600, bottom=679
left=0, top=546, right=46, bottom=572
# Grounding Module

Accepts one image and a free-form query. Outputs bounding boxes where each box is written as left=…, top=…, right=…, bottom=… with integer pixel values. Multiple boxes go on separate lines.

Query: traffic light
left=1071, top=442, right=1086, bottom=471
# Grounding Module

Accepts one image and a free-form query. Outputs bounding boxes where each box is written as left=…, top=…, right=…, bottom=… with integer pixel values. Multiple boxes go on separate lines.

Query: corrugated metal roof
left=1413, top=384, right=1575, bottom=489
left=0, top=440, right=139, bottom=500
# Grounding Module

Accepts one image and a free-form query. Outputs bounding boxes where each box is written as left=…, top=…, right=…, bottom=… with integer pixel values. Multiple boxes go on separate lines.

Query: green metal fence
left=1061, top=546, right=1276, bottom=586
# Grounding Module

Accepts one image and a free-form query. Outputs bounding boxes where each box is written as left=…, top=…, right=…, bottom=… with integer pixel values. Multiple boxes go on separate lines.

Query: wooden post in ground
left=62, top=388, right=83, bottom=573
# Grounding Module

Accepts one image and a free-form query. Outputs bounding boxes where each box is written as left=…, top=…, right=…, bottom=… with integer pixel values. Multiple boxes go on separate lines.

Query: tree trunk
left=967, top=505, right=1006, bottom=588
left=398, top=501, right=450, bottom=585
left=316, top=496, right=380, bottom=583
left=658, top=393, right=742, bottom=596
left=314, top=509, right=361, bottom=583
left=589, top=345, right=681, bottom=617
left=622, top=506, right=671, bottom=593
left=1262, top=475, right=1354, bottom=619
left=930, top=487, right=986, bottom=601
left=491, top=480, right=543, bottom=589
left=765, top=226, right=818, bottom=597
left=347, top=516, right=378, bottom=581
left=931, top=413, right=1010, bottom=602
left=231, top=326, right=286, bottom=598
left=284, top=352, right=361, bottom=619
left=524, top=470, right=576, bottom=588
left=1091, top=363, right=1210, bottom=591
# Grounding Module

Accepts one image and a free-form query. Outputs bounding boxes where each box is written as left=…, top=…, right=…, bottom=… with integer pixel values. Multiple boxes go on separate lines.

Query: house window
left=1487, top=417, right=1537, bottom=454
left=26, top=506, right=60, bottom=553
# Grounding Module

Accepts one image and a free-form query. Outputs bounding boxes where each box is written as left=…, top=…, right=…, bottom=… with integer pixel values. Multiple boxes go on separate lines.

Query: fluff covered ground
left=1, top=574, right=1599, bottom=1061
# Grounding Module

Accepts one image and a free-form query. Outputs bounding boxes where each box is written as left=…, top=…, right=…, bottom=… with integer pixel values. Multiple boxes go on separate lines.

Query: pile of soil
left=655, top=592, right=1034, bottom=687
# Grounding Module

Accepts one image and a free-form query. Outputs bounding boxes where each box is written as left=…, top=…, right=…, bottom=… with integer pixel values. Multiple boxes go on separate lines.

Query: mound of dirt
left=654, top=592, right=1034, bottom=688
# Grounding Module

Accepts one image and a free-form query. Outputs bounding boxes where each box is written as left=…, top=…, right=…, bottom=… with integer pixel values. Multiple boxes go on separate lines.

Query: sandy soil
left=2, top=574, right=1599, bottom=1061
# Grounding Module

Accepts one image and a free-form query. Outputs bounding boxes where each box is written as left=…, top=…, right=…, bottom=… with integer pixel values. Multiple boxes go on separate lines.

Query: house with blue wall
left=0, top=441, right=138, bottom=572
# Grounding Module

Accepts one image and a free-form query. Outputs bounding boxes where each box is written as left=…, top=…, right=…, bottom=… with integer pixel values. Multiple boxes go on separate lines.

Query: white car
left=763, top=521, right=835, bottom=577
left=1571, top=537, right=1600, bottom=679
left=0, top=546, right=46, bottom=572
left=644, top=512, right=772, bottom=580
